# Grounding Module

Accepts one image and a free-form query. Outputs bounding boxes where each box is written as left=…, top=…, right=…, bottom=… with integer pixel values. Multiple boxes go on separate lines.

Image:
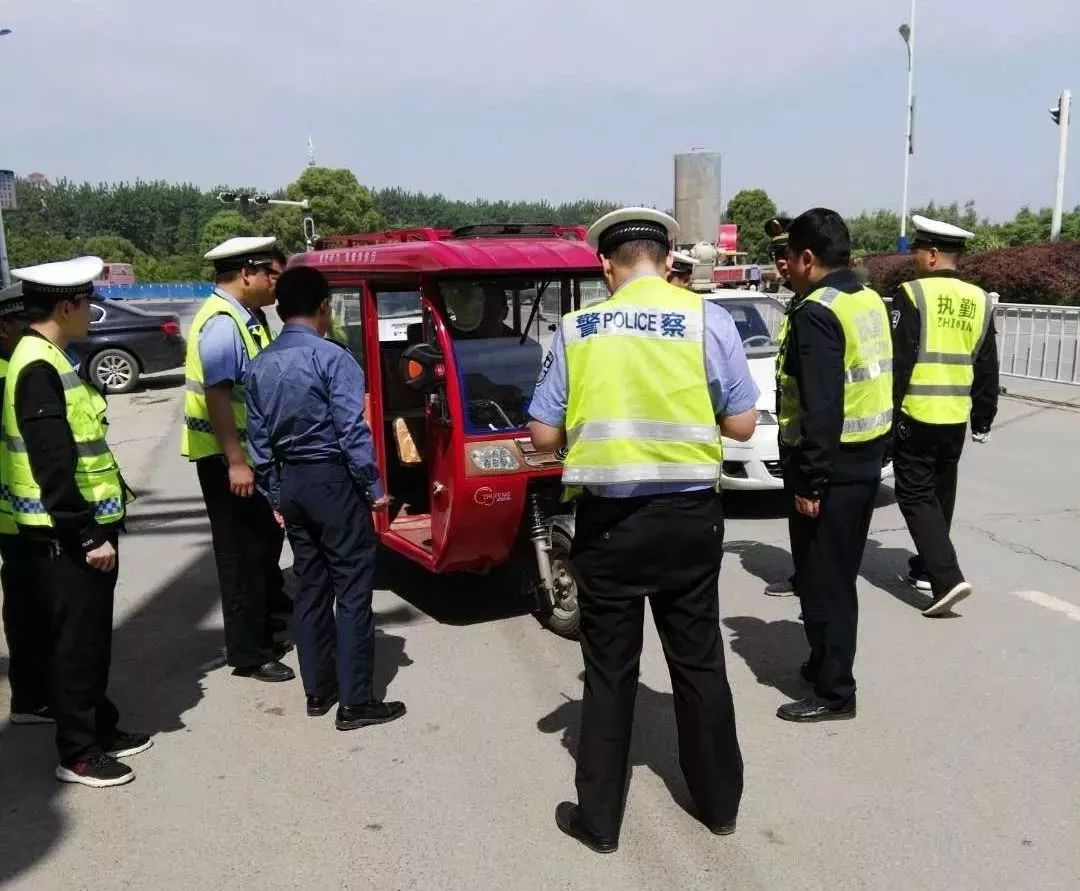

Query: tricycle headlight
left=469, top=446, right=519, bottom=472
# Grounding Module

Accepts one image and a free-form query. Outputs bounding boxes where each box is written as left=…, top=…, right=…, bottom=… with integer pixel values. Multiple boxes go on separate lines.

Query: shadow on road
left=859, top=539, right=928, bottom=612
left=374, top=549, right=534, bottom=628
left=536, top=674, right=700, bottom=819
left=724, top=540, right=793, bottom=590
left=0, top=544, right=222, bottom=886
left=722, top=617, right=808, bottom=700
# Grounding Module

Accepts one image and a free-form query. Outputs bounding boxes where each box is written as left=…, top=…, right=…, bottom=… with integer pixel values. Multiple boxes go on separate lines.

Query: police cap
left=12, top=256, right=103, bottom=310
left=911, top=214, right=975, bottom=252
left=586, top=207, right=680, bottom=256
left=204, top=236, right=279, bottom=274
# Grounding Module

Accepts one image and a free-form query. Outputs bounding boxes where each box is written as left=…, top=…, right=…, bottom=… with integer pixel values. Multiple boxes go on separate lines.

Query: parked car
left=70, top=300, right=186, bottom=394
left=706, top=290, right=893, bottom=491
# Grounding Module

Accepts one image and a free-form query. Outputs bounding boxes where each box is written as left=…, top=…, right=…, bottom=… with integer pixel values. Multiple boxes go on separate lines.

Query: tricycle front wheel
left=535, top=527, right=580, bottom=639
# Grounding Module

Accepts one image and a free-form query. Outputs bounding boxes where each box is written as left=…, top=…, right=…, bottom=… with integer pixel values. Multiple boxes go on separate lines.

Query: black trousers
left=28, top=531, right=120, bottom=764
left=788, top=477, right=878, bottom=705
left=892, top=416, right=966, bottom=596
left=196, top=457, right=285, bottom=669
left=570, top=490, right=743, bottom=839
left=278, top=462, right=377, bottom=706
left=1, top=534, right=51, bottom=712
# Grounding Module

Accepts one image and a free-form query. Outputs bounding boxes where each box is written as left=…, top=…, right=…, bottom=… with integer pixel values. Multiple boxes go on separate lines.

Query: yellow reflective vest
left=898, top=276, right=993, bottom=425
left=561, top=276, right=722, bottom=487
left=777, top=284, right=893, bottom=448
left=181, top=291, right=272, bottom=461
left=1, top=335, right=126, bottom=528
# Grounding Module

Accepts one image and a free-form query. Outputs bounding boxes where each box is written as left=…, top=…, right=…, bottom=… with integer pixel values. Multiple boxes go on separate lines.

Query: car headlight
left=469, top=446, right=520, bottom=472
left=757, top=410, right=778, bottom=426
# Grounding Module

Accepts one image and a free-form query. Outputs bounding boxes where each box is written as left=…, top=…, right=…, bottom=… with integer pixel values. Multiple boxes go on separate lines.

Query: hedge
left=866, top=240, right=1080, bottom=306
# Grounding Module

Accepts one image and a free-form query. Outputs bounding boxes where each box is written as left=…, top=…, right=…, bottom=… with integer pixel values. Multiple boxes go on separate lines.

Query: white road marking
left=1013, top=590, right=1080, bottom=623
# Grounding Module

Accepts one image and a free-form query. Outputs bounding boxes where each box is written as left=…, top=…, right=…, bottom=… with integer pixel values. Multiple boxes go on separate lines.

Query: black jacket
left=888, top=270, right=999, bottom=435
left=781, top=270, right=888, bottom=499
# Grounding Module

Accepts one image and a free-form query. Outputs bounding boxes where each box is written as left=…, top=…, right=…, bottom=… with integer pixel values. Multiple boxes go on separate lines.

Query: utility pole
left=898, top=0, right=916, bottom=252
left=1050, top=89, right=1072, bottom=242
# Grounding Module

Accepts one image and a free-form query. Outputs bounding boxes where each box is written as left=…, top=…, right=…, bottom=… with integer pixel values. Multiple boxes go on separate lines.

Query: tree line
left=5, top=169, right=1078, bottom=281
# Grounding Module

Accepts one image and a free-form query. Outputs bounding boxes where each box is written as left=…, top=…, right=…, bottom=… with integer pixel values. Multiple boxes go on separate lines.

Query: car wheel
left=89, top=348, right=139, bottom=394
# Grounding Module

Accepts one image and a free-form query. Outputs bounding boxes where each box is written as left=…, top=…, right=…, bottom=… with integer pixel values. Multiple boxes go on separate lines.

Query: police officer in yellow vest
left=0, top=281, right=53, bottom=726
left=182, top=237, right=293, bottom=683
left=529, top=208, right=758, bottom=853
left=777, top=209, right=893, bottom=723
left=3, top=257, right=150, bottom=787
left=890, top=215, right=999, bottom=617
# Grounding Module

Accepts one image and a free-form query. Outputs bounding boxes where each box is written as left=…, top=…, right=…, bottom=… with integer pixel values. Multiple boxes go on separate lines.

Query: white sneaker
left=10, top=706, right=56, bottom=725
left=922, top=582, right=973, bottom=617
left=764, top=579, right=796, bottom=597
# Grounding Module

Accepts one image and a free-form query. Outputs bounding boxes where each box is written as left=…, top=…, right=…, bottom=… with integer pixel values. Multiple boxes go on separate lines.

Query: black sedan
left=70, top=300, right=187, bottom=394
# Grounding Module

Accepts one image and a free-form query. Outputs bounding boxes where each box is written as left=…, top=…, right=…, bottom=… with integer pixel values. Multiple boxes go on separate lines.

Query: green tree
left=198, top=210, right=257, bottom=257
left=847, top=210, right=901, bottom=255
left=82, top=234, right=141, bottom=263
left=724, top=189, right=777, bottom=262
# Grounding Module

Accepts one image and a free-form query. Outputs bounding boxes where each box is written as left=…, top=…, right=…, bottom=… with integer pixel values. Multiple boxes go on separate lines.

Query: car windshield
left=438, top=276, right=604, bottom=433
left=710, top=295, right=786, bottom=356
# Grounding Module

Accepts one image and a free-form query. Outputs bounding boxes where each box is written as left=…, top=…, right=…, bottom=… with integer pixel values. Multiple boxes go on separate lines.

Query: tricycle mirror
left=401, top=343, right=445, bottom=392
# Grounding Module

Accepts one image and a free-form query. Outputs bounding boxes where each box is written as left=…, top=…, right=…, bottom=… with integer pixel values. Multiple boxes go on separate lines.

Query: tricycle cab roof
left=289, top=224, right=602, bottom=275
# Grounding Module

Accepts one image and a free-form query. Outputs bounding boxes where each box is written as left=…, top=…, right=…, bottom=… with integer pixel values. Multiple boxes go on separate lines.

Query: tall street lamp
left=0, top=28, right=14, bottom=288
left=897, top=1, right=916, bottom=252
left=1049, top=90, right=1072, bottom=242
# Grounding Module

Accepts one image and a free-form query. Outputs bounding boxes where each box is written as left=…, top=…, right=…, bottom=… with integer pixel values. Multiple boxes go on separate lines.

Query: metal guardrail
left=995, top=303, right=1080, bottom=386
left=97, top=282, right=214, bottom=300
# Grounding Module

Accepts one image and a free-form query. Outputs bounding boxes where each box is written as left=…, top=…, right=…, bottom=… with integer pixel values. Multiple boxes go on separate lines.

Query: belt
left=279, top=455, right=346, bottom=467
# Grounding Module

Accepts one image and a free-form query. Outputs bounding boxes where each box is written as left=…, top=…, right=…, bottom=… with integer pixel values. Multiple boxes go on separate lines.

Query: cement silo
left=673, top=151, right=722, bottom=247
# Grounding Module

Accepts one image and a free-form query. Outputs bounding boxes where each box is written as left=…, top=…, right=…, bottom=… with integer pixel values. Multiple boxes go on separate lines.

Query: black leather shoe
left=777, top=696, right=856, bottom=722
left=335, top=701, right=406, bottom=731
left=708, top=818, right=737, bottom=836
left=554, top=802, right=618, bottom=854
left=307, top=691, right=338, bottom=717
left=233, top=660, right=295, bottom=683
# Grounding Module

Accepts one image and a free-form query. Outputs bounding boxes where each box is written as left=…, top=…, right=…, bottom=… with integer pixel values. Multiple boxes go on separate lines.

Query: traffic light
left=217, top=191, right=238, bottom=203
left=251, top=195, right=270, bottom=205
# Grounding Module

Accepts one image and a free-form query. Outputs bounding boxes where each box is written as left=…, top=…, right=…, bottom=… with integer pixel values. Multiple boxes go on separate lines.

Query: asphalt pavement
left=0, top=370, right=1078, bottom=891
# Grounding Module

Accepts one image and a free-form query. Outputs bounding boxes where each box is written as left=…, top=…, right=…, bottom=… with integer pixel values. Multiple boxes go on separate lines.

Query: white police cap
left=671, top=250, right=696, bottom=274
left=0, top=281, right=25, bottom=317
left=586, top=207, right=680, bottom=253
left=12, top=255, right=104, bottom=298
left=911, top=215, right=975, bottom=251
left=204, top=236, right=279, bottom=272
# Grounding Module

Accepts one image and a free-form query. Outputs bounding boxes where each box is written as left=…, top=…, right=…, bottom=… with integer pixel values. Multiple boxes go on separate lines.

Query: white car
left=706, top=290, right=893, bottom=491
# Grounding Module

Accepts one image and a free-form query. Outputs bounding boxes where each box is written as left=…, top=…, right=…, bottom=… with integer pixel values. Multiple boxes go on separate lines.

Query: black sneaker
left=10, top=705, right=56, bottom=725
left=105, top=730, right=153, bottom=758
left=55, top=752, right=135, bottom=788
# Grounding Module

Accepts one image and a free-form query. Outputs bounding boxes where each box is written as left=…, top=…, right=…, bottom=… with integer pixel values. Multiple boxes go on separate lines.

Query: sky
left=1, top=0, right=1077, bottom=221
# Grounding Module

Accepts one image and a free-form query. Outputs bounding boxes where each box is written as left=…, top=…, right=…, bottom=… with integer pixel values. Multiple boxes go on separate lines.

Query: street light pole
left=0, top=29, right=12, bottom=287
left=898, top=0, right=916, bottom=252
left=1050, top=89, right=1072, bottom=242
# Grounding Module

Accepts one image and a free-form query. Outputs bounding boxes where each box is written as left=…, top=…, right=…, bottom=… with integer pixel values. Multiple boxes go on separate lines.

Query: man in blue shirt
left=529, top=207, right=758, bottom=853
left=246, top=266, right=405, bottom=731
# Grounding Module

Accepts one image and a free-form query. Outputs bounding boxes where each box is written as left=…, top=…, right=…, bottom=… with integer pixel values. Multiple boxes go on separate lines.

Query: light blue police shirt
left=199, top=288, right=272, bottom=387
left=528, top=275, right=760, bottom=498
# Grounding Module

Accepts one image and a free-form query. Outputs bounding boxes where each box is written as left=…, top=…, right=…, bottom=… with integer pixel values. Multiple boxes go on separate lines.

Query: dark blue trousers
left=278, top=462, right=376, bottom=706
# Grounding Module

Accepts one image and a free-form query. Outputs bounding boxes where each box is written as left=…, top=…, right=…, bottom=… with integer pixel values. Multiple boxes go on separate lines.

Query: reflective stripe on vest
left=777, top=285, right=893, bottom=447
left=1, top=336, right=126, bottom=528
left=560, top=277, right=722, bottom=488
left=900, top=277, right=992, bottom=425
left=0, top=358, right=14, bottom=535
left=180, top=291, right=269, bottom=461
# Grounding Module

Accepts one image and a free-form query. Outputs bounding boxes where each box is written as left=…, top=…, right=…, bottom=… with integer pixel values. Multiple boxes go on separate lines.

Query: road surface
left=0, top=373, right=1078, bottom=891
